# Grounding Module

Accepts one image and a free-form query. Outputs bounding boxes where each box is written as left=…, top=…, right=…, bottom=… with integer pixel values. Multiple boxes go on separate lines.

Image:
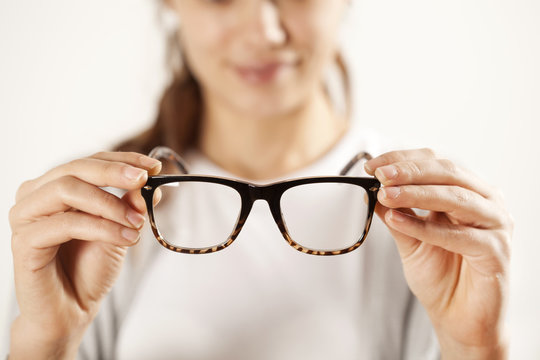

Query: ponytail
left=114, top=30, right=202, bottom=155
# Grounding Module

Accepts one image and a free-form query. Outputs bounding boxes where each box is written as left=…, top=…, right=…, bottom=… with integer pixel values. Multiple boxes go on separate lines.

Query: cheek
left=179, top=16, right=230, bottom=81
left=287, top=3, right=343, bottom=61
left=286, top=15, right=341, bottom=84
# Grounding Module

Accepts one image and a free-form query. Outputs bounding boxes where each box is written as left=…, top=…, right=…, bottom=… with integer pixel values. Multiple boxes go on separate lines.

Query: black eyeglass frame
left=141, top=147, right=380, bottom=256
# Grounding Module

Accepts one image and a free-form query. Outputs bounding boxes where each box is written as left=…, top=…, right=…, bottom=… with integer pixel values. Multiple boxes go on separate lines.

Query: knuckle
left=8, top=204, right=19, bottom=227
left=55, top=212, right=91, bottom=241
left=459, top=227, right=476, bottom=244
left=103, top=161, right=118, bottom=175
left=90, top=151, right=107, bottom=159
left=448, top=224, right=474, bottom=243
left=450, top=186, right=469, bottom=205
left=15, top=179, right=33, bottom=202
left=10, top=227, right=24, bottom=251
left=10, top=227, right=42, bottom=262
left=65, top=157, right=90, bottom=172
left=54, top=212, right=74, bottom=233
left=50, top=212, right=78, bottom=240
left=10, top=218, right=44, bottom=255
left=127, top=151, right=142, bottom=158
left=62, top=159, right=84, bottom=178
left=414, top=185, right=429, bottom=201
left=65, top=158, right=81, bottom=171
left=92, top=217, right=109, bottom=235
left=380, top=150, right=403, bottom=165
left=396, top=186, right=421, bottom=208
left=88, top=150, right=113, bottom=160
left=61, top=212, right=94, bottom=241
left=491, top=229, right=512, bottom=260
left=396, top=185, right=408, bottom=199
left=101, top=162, right=121, bottom=184
left=88, top=214, right=114, bottom=238
left=118, top=151, right=141, bottom=162
left=421, top=147, right=437, bottom=158
left=100, top=189, right=121, bottom=210
left=395, top=150, right=412, bottom=162
left=11, top=235, right=35, bottom=265
left=377, top=153, right=393, bottom=166
left=10, top=233, right=21, bottom=256
left=386, top=150, right=401, bottom=160
left=132, top=152, right=148, bottom=166
left=439, top=158, right=458, bottom=175
left=54, top=175, right=77, bottom=198
left=399, top=161, right=422, bottom=181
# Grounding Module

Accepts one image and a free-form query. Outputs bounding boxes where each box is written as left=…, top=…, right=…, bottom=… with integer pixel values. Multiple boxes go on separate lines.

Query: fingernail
left=124, top=166, right=146, bottom=181
left=127, top=209, right=145, bottom=229
left=122, top=228, right=140, bottom=243
left=364, top=162, right=374, bottom=174
left=382, top=186, right=400, bottom=199
left=139, top=156, right=161, bottom=170
left=153, top=188, right=162, bottom=206
left=375, top=165, right=398, bottom=182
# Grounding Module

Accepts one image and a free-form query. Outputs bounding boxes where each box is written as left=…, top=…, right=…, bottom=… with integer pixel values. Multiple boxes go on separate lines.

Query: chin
left=232, top=92, right=303, bottom=120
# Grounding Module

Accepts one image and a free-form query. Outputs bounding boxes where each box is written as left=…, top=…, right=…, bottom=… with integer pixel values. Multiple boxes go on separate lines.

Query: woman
left=7, top=0, right=513, bottom=359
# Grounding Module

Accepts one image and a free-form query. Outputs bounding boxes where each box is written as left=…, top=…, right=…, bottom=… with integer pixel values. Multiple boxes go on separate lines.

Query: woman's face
left=166, top=0, right=348, bottom=119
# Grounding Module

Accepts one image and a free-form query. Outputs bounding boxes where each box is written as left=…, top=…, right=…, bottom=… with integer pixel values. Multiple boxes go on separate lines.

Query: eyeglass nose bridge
left=247, top=183, right=278, bottom=204
left=245, top=183, right=289, bottom=240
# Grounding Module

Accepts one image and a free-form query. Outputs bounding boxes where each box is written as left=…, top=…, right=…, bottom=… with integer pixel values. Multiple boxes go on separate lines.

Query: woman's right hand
left=8, top=151, right=162, bottom=359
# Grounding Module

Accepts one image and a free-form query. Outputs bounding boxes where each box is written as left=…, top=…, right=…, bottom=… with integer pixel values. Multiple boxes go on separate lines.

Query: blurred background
left=1, top=0, right=538, bottom=357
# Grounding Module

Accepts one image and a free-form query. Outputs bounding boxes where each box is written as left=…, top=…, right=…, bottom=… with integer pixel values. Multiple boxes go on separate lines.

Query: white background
left=1, top=0, right=538, bottom=357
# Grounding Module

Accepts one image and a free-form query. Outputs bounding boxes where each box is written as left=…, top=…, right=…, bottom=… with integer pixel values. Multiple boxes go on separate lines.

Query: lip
left=233, top=61, right=295, bottom=85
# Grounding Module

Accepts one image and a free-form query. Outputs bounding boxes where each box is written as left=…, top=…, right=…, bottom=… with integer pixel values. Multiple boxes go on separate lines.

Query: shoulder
left=345, top=120, right=401, bottom=157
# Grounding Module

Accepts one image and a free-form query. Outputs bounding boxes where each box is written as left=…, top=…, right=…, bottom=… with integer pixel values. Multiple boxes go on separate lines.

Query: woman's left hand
left=365, top=148, right=513, bottom=359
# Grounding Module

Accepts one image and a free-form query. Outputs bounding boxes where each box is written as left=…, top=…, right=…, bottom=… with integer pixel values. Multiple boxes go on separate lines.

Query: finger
left=375, top=203, right=422, bottom=258
left=11, top=176, right=146, bottom=230
left=122, top=187, right=162, bottom=215
left=377, top=185, right=507, bottom=228
left=384, top=209, right=489, bottom=257
left=13, top=211, right=141, bottom=251
left=372, top=159, right=495, bottom=198
left=88, top=151, right=162, bottom=175
left=17, top=158, right=154, bottom=203
left=365, top=148, right=436, bottom=175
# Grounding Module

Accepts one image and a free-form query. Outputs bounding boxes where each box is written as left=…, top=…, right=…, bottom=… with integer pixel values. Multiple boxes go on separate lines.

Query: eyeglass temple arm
left=148, top=146, right=190, bottom=174
left=147, top=146, right=370, bottom=177
left=339, top=152, right=373, bottom=176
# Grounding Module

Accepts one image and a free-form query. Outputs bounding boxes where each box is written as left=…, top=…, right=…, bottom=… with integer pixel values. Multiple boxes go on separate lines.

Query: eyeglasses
left=141, top=146, right=380, bottom=256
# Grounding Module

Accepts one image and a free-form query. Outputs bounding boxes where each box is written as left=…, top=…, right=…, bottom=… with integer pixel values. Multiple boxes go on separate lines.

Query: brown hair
left=114, top=31, right=351, bottom=155
left=114, top=27, right=202, bottom=154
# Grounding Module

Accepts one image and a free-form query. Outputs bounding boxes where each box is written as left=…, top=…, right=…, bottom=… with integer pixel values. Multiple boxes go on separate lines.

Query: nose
left=260, top=0, right=286, bottom=44
left=242, top=0, right=287, bottom=47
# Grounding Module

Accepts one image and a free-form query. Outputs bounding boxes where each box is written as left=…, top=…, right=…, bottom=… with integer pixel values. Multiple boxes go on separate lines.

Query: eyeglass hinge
left=143, top=185, right=152, bottom=190
left=369, top=186, right=379, bottom=192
